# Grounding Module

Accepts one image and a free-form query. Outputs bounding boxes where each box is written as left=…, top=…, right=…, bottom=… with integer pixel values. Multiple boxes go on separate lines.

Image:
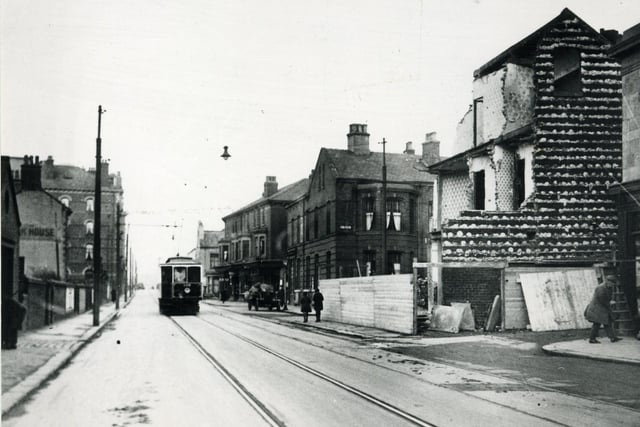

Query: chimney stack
left=347, top=124, right=370, bottom=155
left=404, top=141, right=415, bottom=155
left=43, top=155, right=55, bottom=179
left=21, top=155, right=43, bottom=191
left=101, top=160, right=110, bottom=186
left=422, top=132, right=441, bottom=166
left=263, top=176, right=278, bottom=198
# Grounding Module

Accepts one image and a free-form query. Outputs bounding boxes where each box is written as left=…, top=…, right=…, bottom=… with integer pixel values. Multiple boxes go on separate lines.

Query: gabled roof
left=322, top=148, right=435, bottom=183
left=223, top=177, right=310, bottom=220
left=474, top=8, right=611, bottom=78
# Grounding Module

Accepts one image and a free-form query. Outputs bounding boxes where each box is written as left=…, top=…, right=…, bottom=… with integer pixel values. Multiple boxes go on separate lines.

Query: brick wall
left=442, top=267, right=501, bottom=328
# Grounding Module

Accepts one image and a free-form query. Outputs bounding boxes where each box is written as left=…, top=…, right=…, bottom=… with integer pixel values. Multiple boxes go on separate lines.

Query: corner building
left=286, top=124, right=439, bottom=295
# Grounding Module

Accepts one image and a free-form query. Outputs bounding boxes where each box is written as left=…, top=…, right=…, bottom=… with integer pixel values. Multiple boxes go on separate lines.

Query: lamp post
left=93, top=105, right=104, bottom=326
left=379, top=138, right=387, bottom=274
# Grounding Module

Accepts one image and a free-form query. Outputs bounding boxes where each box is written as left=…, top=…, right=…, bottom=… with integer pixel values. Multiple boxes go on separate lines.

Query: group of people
left=300, top=288, right=323, bottom=322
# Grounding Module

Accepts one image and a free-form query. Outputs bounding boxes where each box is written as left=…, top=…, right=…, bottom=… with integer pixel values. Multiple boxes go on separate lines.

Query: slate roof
left=223, top=177, right=310, bottom=219
left=322, top=148, right=436, bottom=183
left=42, top=164, right=121, bottom=191
left=201, top=230, right=224, bottom=247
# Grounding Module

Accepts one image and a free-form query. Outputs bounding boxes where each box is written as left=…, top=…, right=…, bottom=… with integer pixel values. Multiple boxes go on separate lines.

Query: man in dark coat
left=584, top=277, right=621, bottom=344
left=300, top=291, right=312, bottom=323
left=2, top=297, right=27, bottom=349
left=312, top=288, right=324, bottom=322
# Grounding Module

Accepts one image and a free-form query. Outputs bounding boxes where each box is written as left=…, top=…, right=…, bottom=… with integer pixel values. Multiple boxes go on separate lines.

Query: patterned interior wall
left=441, top=172, right=471, bottom=223
left=503, top=64, right=536, bottom=134
left=621, top=63, right=640, bottom=180
left=494, top=146, right=516, bottom=211
left=476, top=68, right=508, bottom=143
left=442, top=15, right=622, bottom=264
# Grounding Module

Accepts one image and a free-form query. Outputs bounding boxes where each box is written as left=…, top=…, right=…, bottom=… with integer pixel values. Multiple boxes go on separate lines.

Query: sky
left=2, top=0, right=639, bottom=286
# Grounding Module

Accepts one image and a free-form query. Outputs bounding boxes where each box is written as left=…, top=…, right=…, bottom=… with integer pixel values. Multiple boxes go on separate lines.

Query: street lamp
left=221, top=146, right=231, bottom=160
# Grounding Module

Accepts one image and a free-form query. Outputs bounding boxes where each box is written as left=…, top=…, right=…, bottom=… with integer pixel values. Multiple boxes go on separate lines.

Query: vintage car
left=244, top=283, right=281, bottom=311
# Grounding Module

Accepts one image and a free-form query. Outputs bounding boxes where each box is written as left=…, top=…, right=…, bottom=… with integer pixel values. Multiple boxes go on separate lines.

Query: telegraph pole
left=124, top=225, right=129, bottom=302
left=93, top=105, right=104, bottom=326
left=115, top=204, right=121, bottom=310
left=380, top=138, right=388, bottom=274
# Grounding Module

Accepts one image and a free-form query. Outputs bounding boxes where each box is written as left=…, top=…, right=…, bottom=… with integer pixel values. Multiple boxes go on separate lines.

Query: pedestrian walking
left=220, top=284, right=229, bottom=303
left=584, top=276, right=622, bottom=344
left=313, top=288, right=324, bottom=322
left=300, top=291, right=312, bottom=323
left=2, top=297, right=27, bottom=349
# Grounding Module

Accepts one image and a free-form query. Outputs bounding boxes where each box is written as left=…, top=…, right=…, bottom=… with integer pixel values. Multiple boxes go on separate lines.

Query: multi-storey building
left=216, top=176, right=308, bottom=299
left=1, top=157, right=21, bottom=303
left=16, top=156, right=71, bottom=281
left=39, top=156, right=125, bottom=303
left=193, top=221, right=224, bottom=297
left=610, top=23, right=640, bottom=334
left=428, top=8, right=623, bottom=328
left=286, top=124, right=440, bottom=296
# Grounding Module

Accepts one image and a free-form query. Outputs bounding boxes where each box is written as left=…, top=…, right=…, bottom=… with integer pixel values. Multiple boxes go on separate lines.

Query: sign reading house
left=21, top=225, right=55, bottom=240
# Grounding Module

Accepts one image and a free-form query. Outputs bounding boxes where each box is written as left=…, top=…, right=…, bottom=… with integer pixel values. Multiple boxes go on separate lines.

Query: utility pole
left=115, top=204, right=121, bottom=310
left=93, top=105, right=104, bottom=326
left=380, top=138, right=388, bottom=274
left=124, top=225, right=129, bottom=302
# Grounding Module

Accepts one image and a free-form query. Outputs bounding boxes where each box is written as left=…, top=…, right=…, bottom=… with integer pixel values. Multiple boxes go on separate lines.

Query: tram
left=159, top=256, right=202, bottom=315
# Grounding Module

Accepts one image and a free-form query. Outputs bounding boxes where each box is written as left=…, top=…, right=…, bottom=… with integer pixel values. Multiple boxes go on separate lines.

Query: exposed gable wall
left=440, top=14, right=621, bottom=264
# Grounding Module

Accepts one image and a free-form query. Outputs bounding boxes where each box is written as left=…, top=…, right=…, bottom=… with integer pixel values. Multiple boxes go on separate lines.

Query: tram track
left=171, top=314, right=437, bottom=427
left=168, top=316, right=285, bottom=427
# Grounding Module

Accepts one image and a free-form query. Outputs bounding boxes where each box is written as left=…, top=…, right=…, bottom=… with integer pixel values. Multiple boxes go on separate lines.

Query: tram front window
left=188, top=266, right=201, bottom=282
left=174, top=267, right=186, bottom=283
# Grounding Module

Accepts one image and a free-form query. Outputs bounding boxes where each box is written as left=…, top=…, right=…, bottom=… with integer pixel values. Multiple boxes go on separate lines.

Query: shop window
left=554, top=48, right=582, bottom=96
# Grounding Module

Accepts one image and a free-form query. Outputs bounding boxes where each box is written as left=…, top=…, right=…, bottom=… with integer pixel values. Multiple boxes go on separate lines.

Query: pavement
left=1, top=300, right=124, bottom=416
left=3, top=297, right=639, bottom=418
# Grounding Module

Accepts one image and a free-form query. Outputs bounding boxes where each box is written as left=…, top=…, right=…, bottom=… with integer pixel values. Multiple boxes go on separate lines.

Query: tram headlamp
left=184, top=287, right=191, bottom=294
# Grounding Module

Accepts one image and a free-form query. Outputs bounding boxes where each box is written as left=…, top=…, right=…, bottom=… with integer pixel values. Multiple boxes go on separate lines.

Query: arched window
left=85, top=244, right=93, bottom=260
left=59, top=196, right=71, bottom=207
left=85, top=221, right=94, bottom=235
left=86, top=198, right=94, bottom=212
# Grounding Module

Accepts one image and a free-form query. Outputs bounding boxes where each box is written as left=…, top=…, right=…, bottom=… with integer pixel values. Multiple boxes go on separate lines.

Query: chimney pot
left=404, top=141, right=415, bottom=155
left=21, top=154, right=43, bottom=190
